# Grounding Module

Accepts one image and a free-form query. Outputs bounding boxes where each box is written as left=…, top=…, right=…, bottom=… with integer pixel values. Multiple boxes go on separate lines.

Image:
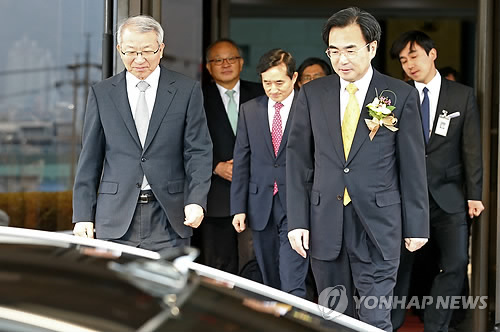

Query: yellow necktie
left=342, top=83, right=359, bottom=205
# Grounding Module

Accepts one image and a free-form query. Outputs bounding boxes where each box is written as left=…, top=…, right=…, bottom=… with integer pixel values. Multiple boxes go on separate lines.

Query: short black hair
left=390, top=30, right=435, bottom=60
left=322, top=7, right=381, bottom=47
left=256, top=49, right=296, bottom=79
left=205, top=38, right=242, bottom=61
left=297, top=57, right=332, bottom=80
left=440, top=66, right=459, bottom=81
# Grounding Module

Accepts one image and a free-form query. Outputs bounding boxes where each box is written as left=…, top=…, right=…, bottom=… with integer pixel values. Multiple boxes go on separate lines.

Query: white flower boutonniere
left=365, top=89, right=399, bottom=140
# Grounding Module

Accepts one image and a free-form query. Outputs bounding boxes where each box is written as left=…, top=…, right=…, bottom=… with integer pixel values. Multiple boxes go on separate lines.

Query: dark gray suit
left=287, top=69, right=429, bottom=331
left=72, top=65, right=212, bottom=246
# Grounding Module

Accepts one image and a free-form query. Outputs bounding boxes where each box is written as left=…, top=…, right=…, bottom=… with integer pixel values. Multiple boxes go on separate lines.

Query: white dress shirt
left=267, top=90, right=295, bottom=135
left=125, top=65, right=161, bottom=190
left=414, top=70, right=442, bottom=135
left=216, top=80, right=241, bottom=114
left=339, top=66, right=373, bottom=124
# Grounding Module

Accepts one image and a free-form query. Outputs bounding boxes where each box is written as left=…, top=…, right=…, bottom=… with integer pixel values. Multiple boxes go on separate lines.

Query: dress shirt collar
left=216, top=80, right=241, bottom=97
left=414, top=70, right=441, bottom=96
left=126, top=65, right=161, bottom=91
left=339, top=65, right=373, bottom=98
left=268, top=89, right=295, bottom=110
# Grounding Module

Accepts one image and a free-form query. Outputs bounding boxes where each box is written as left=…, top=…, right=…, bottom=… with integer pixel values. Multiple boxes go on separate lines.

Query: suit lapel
left=143, top=66, right=176, bottom=151
left=257, top=96, right=275, bottom=158
left=322, top=75, right=345, bottom=162
left=110, top=71, right=142, bottom=149
left=239, top=81, right=253, bottom=105
left=276, top=91, right=298, bottom=157
left=345, top=72, right=384, bottom=164
left=208, top=83, right=235, bottom=139
left=427, top=78, right=447, bottom=149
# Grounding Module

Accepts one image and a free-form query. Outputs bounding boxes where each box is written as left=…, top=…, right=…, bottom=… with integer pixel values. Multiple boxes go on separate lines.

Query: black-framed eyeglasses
left=325, top=43, right=370, bottom=60
left=120, top=46, right=161, bottom=58
left=207, top=56, right=241, bottom=66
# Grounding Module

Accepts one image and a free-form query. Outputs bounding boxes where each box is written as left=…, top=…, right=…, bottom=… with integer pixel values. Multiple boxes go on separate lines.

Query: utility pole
left=57, top=37, right=101, bottom=188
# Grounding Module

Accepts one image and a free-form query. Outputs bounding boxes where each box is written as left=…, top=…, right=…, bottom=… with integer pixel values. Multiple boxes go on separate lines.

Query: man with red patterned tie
left=231, top=49, right=308, bottom=297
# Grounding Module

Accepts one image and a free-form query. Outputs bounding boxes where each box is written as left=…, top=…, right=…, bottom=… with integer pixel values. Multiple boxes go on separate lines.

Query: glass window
left=0, top=0, right=104, bottom=229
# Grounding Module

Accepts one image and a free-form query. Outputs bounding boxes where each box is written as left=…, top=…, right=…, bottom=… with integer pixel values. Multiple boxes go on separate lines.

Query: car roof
left=0, top=226, right=383, bottom=332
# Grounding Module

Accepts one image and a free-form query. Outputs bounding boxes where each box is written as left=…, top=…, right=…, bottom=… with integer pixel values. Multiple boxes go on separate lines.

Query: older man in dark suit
left=286, top=7, right=429, bottom=331
left=390, top=30, right=483, bottom=332
left=72, top=16, right=212, bottom=251
left=231, top=49, right=309, bottom=297
left=198, top=39, right=264, bottom=274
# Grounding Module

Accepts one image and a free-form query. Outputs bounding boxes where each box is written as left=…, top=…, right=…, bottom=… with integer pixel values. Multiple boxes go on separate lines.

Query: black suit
left=196, top=80, right=264, bottom=274
left=392, top=77, right=482, bottom=332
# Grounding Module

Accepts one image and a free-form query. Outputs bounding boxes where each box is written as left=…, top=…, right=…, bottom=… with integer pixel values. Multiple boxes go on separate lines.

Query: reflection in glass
left=0, top=0, right=103, bottom=230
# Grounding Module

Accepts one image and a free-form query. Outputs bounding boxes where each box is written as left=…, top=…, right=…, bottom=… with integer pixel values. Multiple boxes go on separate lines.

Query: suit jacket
left=286, top=69, right=429, bottom=261
left=72, top=65, right=213, bottom=239
left=231, top=93, right=297, bottom=231
left=411, top=78, right=482, bottom=213
left=203, top=80, right=264, bottom=218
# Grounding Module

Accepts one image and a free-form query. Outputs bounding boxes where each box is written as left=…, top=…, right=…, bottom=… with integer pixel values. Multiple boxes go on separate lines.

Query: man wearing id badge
left=390, top=30, right=484, bottom=332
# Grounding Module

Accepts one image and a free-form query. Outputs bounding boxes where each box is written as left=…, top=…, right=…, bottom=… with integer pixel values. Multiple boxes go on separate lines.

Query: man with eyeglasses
left=197, top=39, right=264, bottom=275
left=296, top=57, right=332, bottom=89
left=286, top=7, right=429, bottom=331
left=72, top=16, right=212, bottom=252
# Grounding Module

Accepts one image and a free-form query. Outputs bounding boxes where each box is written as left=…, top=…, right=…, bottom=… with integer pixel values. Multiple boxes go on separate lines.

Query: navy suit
left=231, top=94, right=309, bottom=297
left=286, top=69, right=429, bottom=330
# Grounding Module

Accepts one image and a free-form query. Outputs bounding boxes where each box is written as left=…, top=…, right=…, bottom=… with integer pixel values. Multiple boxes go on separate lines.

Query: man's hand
left=232, top=213, right=246, bottom=233
left=184, top=204, right=204, bottom=228
left=73, top=222, right=94, bottom=238
left=288, top=228, right=309, bottom=258
left=214, top=160, right=233, bottom=182
left=405, top=237, right=428, bottom=252
left=468, top=200, right=484, bottom=219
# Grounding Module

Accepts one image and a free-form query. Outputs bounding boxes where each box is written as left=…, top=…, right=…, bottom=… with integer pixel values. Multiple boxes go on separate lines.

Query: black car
left=0, top=226, right=382, bottom=332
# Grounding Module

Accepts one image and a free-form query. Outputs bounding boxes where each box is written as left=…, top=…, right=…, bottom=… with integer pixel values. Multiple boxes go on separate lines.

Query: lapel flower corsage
left=365, top=89, right=399, bottom=140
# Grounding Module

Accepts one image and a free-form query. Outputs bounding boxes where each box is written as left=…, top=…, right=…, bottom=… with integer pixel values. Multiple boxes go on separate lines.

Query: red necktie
left=272, top=102, right=283, bottom=195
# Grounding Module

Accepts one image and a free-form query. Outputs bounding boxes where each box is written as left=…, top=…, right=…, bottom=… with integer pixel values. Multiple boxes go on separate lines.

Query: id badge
left=434, top=110, right=460, bottom=137
left=435, top=115, right=450, bottom=137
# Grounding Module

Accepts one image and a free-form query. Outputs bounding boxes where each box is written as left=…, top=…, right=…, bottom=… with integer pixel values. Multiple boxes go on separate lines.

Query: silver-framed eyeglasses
left=207, top=56, right=242, bottom=66
left=120, top=46, right=160, bottom=58
left=325, top=43, right=370, bottom=59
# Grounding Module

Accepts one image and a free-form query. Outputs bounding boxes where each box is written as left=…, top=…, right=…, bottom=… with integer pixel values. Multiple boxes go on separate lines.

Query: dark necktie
left=421, top=87, right=430, bottom=144
left=271, top=102, right=283, bottom=195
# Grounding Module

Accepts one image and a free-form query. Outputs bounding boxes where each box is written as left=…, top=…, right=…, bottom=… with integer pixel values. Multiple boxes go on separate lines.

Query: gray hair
left=117, top=15, right=164, bottom=46
left=205, top=38, right=243, bottom=62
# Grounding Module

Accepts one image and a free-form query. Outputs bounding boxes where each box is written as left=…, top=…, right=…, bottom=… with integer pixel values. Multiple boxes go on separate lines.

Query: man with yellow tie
left=286, top=7, right=429, bottom=331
